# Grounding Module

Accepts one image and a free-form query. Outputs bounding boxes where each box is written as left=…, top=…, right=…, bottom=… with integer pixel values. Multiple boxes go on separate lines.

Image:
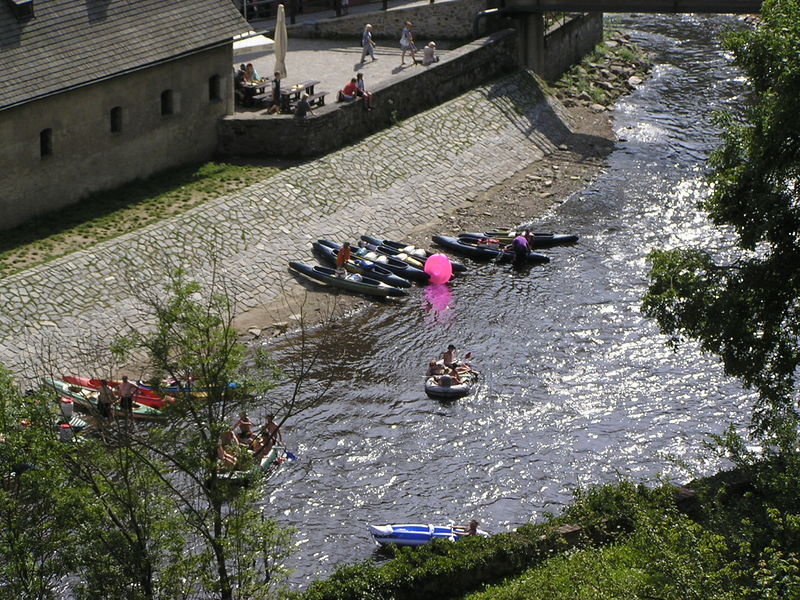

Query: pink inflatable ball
left=424, top=253, right=453, bottom=284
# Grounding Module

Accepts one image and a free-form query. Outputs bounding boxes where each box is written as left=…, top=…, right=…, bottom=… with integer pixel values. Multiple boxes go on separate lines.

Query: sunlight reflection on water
left=256, top=13, right=758, bottom=588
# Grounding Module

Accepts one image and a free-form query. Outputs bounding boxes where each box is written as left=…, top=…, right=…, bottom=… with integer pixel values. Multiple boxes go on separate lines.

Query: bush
left=300, top=483, right=648, bottom=600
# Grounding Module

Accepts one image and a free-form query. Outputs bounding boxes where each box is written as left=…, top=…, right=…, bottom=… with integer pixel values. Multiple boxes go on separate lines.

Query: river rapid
left=260, top=13, right=755, bottom=588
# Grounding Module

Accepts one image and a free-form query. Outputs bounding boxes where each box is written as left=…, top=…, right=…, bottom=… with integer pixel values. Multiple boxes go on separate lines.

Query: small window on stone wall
left=209, top=75, right=222, bottom=101
left=40, top=128, right=53, bottom=158
left=110, top=106, right=123, bottom=133
left=161, top=89, right=174, bottom=116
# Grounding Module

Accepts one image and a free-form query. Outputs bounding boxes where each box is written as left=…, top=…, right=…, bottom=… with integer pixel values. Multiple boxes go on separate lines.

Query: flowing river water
left=260, top=13, right=755, bottom=588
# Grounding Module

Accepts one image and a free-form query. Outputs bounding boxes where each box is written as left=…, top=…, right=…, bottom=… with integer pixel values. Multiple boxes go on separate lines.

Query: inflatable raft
left=424, top=370, right=477, bottom=400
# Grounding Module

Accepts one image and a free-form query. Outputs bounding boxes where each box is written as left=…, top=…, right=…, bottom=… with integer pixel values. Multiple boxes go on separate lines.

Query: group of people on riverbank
left=96, top=376, right=140, bottom=420
left=360, top=21, right=439, bottom=66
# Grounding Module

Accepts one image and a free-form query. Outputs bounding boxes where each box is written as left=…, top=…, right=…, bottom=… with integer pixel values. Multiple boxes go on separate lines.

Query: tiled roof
left=0, top=0, right=251, bottom=111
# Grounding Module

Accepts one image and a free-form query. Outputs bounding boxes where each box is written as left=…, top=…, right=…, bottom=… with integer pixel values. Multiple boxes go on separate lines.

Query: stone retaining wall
left=542, top=13, right=603, bottom=81
left=217, top=29, right=517, bottom=158
left=287, top=0, right=487, bottom=41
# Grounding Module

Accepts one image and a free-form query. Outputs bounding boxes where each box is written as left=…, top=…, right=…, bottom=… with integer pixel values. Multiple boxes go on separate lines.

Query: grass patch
left=464, top=541, right=644, bottom=600
left=0, top=160, right=283, bottom=278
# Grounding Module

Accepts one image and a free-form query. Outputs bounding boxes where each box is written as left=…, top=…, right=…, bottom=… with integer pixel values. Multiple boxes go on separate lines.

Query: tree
left=0, top=369, right=84, bottom=600
left=643, top=0, right=800, bottom=439
left=68, top=436, right=187, bottom=600
left=105, top=266, right=337, bottom=600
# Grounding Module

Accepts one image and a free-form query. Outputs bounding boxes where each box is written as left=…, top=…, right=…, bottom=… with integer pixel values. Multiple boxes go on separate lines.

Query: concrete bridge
left=500, top=0, right=762, bottom=73
left=504, top=0, right=762, bottom=13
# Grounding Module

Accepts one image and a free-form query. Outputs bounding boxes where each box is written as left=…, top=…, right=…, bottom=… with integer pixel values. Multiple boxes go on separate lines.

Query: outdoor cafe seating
left=278, top=80, right=322, bottom=113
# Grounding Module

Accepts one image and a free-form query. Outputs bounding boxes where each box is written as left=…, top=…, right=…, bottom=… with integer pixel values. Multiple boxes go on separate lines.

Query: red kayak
left=60, top=376, right=170, bottom=409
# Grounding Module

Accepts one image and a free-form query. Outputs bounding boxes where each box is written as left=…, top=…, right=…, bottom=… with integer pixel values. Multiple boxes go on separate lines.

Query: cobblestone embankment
left=0, top=70, right=577, bottom=383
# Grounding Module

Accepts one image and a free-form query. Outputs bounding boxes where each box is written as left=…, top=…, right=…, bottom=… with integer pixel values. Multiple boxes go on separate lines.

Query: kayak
left=289, top=261, right=408, bottom=298
left=425, top=370, right=477, bottom=400
left=61, top=375, right=168, bottom=409
left=431, top=235, right=549, bottom=264
left=368, top=523, right=489, bottom=547
left=360, top=235, right=468, bottom=273
left=317, top=240, right=430, bottom=283
left=312, top=242, right=412, bottom=288
left=458, top=230, right=579, bottom=248
left=359, top=240, right=426, bottom=269
left=43, top=378, right=165, bottom=421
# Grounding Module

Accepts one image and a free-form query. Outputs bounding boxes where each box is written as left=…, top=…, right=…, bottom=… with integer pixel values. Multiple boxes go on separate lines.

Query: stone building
left=0, top=0, right=250, bottom=230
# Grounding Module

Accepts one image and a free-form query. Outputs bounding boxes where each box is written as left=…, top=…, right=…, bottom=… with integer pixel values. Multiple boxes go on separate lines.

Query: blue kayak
left=368, top=523, right=489, bottom=547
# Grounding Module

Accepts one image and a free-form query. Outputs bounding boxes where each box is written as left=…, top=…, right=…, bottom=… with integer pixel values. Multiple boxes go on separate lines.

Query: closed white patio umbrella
left=274, top=4, right=288, bottom=78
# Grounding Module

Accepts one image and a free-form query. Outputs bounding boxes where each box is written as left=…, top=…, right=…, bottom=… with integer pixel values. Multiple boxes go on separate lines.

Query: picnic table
left=238, top=77, right=272, bottom=107
left=280, top=80, right=321, bottom=113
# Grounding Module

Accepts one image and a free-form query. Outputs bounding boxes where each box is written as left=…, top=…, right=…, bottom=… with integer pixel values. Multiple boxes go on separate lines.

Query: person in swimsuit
left=118, top=375, right=139, bottom=418
left=510, top=234, right=529, bottom=264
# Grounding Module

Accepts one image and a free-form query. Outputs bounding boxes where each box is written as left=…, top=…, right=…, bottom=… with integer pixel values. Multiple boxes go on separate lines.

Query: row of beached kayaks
left=44, top=377, right=166, bottom=420
left=288, top=229, right=578, bottom=299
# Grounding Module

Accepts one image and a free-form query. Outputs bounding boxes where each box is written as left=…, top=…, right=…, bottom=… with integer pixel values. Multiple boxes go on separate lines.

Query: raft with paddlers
left=425, top=370, right=477, bottom=400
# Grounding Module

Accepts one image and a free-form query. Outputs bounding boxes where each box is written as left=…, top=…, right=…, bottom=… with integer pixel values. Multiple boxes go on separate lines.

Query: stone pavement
left=234, top=37, right=450, bottom=118
left=234, top=0, right=461, bottom=112
left=0, top=70, right=570, bottom=383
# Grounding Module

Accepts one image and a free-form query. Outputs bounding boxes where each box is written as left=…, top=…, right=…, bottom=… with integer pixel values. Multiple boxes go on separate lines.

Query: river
left=259, top=12, right=755, bottom=588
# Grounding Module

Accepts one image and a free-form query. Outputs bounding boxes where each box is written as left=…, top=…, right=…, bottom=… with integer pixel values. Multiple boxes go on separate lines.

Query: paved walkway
left=0, top=70, right=569, bottom=383
left=233, top=37, right=451, bottom=119
left=234, top=0, right=458, bottom=115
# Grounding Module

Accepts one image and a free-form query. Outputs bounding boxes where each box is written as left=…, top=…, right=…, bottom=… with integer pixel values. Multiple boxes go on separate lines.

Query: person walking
left=361, top=24, right=377, bottom=62
left=399, top=21, right=417, bottom=65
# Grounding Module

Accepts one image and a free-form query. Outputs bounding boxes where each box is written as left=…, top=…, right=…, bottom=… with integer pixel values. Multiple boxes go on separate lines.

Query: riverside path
left=0, top=70, right=574, bottom=382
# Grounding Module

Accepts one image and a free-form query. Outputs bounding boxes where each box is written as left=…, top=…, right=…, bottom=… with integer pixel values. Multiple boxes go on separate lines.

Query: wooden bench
left=253, top=92, right=273, bottom=102
left=307, top=91, right=327, bottom=107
